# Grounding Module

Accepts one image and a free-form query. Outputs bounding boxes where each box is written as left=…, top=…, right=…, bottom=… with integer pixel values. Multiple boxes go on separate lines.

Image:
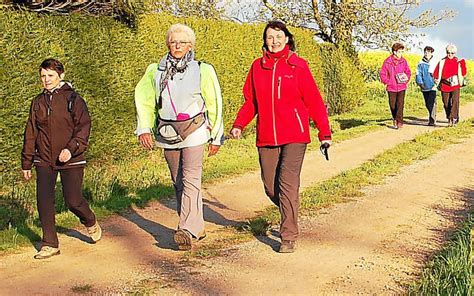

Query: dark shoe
left=34, top=246, right=60, bottom=259
left=174, top=229, right=192, bottom=250
left=428, top=120, right=435, bottom=126
left=279, top=240, right=296, bottom=253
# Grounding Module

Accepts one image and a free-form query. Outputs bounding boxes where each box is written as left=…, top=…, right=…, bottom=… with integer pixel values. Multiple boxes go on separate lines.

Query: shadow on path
left=120, top=207, right=177, bottom=251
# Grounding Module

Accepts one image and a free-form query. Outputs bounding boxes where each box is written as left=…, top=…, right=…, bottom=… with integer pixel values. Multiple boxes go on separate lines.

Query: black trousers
left=422, top=90, right=437, bottom=124
left=36, top=166, right=96, bottom=248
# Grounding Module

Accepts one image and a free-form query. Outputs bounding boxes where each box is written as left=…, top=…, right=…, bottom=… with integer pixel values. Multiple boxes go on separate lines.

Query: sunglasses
left=447, top=51, right=456, bottom=54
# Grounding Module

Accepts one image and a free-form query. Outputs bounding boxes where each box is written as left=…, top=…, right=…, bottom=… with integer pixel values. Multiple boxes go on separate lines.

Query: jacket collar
left=43, top=81, right=73, bottom=94
left=261, top=50, right=302, bottom=69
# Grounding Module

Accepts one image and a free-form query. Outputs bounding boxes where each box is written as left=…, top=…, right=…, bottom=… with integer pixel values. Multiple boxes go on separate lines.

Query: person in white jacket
left=134, top=24, right=224, bottom=250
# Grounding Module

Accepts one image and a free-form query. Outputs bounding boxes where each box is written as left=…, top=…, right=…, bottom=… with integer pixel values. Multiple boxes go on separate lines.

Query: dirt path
left=1, top=103, right=473, bottom=295
left=167, top=134, right=474, bottom=295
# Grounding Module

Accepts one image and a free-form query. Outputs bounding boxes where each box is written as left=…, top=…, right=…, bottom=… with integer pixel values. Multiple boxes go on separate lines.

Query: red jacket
left=433, top=57, right=467, bottom=92
left=233, top=49, right=331, bottom=147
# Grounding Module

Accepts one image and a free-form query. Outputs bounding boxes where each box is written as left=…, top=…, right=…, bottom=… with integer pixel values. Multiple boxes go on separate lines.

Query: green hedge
left=1, top=11, right=142, bottom=185
left=320, top=43, right=366, bottom=114
left=1, top=10, right=363, bottom=186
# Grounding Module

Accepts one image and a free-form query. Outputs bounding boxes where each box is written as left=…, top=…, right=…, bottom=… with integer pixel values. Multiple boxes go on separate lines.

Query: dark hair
left=391, top=42, right=405, bottom=53
left=39, top=58, right=64, bottom=75
left=262, top=21, right=295, bottom=51
left=423, top=46, right=434, bottom=53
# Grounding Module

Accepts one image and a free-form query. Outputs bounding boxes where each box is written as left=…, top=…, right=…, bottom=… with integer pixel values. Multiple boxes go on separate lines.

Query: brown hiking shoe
left=86, top=221, right=102, bottom=243
left=174, top=229, right=192, bottom=250
left=279, top=240, right=296, bottom=253
left=34, top=246, right=60, bottom=259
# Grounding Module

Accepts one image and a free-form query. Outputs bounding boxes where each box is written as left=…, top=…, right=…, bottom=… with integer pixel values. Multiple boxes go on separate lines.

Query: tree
left=1, top=0, right=145, bottom=26
left=0, top=0, right=226, bottom=26
left=256, top=0, right=456, bottom=52
left=151, top=0, right=225, bottom=19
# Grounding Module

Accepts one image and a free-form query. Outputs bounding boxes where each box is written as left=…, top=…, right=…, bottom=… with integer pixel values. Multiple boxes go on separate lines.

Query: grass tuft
left=407, top=214, right=473, bottom=295
left=71, top=284, right=94, bottom=294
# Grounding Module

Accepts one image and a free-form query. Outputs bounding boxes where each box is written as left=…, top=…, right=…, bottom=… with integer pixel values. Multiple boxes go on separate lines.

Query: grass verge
left=407, top=213, right=473, bottom=295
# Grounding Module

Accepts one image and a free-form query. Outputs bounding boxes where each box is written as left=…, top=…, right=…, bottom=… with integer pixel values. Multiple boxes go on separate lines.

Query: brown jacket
left=21, top=83, right=91, bottom=170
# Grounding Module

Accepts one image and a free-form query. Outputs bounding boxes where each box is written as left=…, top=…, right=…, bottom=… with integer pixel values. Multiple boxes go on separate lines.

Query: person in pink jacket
left=230, top=21, right=331, bottom=253
left=380, top=42, right=412, bottom=129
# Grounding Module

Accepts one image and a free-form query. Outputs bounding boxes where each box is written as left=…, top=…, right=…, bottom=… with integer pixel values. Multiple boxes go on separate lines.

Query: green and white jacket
left=135, top=56, right=224, bottom=148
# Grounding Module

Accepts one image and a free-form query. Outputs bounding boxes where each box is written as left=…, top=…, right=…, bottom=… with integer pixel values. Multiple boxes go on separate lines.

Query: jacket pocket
left=294, top=108, right=304, bottom=133
left=277, top=76, right=282, bottom=99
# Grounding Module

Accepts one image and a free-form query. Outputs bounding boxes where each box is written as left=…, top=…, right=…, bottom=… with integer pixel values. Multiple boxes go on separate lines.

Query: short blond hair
left=446, top=43, right=457, bottom=54
left=166, top=24, right=196, bottom=47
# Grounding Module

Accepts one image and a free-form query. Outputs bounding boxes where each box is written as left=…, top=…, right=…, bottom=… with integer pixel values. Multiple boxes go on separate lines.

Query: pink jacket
left=380, top=55, right=411, bottom=92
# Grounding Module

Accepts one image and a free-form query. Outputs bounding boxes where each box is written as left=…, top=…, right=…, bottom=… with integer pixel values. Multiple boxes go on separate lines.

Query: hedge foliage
left=1, top=10, right=363, bottom=185
left=320, top=43, right=366, bottom=114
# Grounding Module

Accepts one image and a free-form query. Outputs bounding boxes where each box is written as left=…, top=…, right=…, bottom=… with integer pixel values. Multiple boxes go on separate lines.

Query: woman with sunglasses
left=433, top=44, right=467, bottom=126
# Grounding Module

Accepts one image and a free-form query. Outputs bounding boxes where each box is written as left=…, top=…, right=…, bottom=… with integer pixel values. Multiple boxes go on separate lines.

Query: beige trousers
left=164, top=145, right=205, bottom=237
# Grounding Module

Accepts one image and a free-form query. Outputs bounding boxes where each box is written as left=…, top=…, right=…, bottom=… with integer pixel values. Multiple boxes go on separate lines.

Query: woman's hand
left=208, top=144, right=220, bottom=157
left=139, top=133, right=154, bottom=150
left=22, top=170, right=32, bottom=181
left=230, top=127, right=242, bottom=139
left=58, top=149, right=72, bottom=162
left=320, top=140, right=332, bottom=148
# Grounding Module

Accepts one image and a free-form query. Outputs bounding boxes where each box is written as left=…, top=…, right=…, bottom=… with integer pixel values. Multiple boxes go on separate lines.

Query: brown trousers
left=164, top=145, right=205, bottom=238
left=258, top=143, right=307, bottom=241
left=387, top=90, right=406, bottom=122
left=36, top=166, right=96, bottom=248
left=441, top=89, right=460, bottom=121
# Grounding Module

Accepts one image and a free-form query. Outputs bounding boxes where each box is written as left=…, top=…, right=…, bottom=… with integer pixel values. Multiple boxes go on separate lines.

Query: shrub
left=0, top=10, right=364, bottom=188
left=320, top=44, right=366, bottom=114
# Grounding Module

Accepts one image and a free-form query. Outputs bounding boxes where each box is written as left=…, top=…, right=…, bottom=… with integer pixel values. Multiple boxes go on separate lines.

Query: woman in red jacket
left=433, top=44, right=467, bottom=126
left=230, top=21, right=332, bottom=253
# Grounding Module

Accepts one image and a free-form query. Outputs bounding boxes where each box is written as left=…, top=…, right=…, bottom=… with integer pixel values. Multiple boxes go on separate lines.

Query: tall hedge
left=319, top=43, right=366, bottom=114
left=1, top=10, right=362, bottom=186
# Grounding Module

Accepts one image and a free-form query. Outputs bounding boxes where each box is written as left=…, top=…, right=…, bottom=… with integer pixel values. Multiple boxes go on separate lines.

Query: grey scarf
left=159, top=50, right=195, bottom=94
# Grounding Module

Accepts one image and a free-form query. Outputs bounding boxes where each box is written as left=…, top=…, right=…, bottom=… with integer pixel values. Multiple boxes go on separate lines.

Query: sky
left=408, top=0, right=474, bottom=60
left=226, top=0, right=474, bottom=60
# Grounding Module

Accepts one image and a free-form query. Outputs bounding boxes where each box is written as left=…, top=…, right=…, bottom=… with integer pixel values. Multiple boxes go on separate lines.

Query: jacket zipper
left=47, top=93, right=54, bottom=167
left=271, top=60, right=280, bottom=145
left=294, top=109, right=304, bottom=133
left=277, top=76, right=281, bottom=99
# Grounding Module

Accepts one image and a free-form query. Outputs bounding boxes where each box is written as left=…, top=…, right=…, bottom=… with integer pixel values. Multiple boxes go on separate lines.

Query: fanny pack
left=155, top=113, right=206, bottom=145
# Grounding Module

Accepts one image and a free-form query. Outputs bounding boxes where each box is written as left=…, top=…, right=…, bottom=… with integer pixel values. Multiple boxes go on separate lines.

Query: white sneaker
left=86, top=221, right=102, bottom=243
left=34, top=246, right=60, bottom=259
